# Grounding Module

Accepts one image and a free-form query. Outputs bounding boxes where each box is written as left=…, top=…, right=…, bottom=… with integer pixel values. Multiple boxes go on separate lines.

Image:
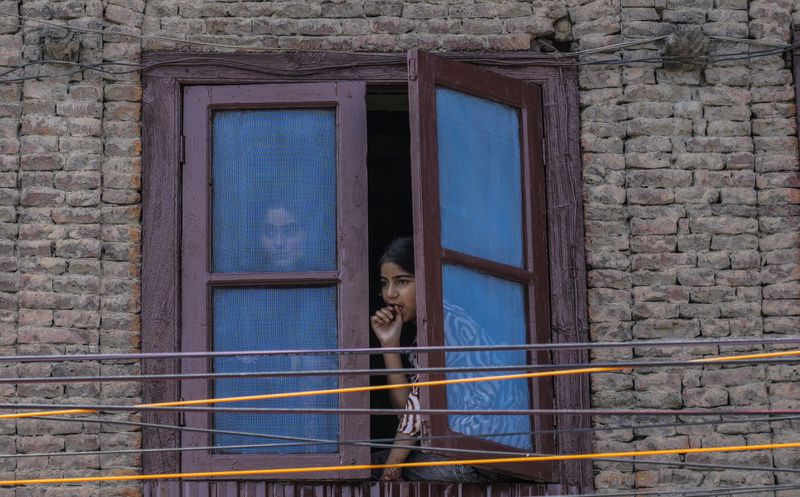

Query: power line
left=5, top=403, right=800, bottom=417
left=33, top=413, right=800, bottom=452
left=562, top=483, right=800, bottom=497
left=3, top=355, right=800, bottom=384
left=36, top=413, right=800, bottom=450
left=4, top=439, right=800, bottom=486
left=0, top=336, right=797, bottom=363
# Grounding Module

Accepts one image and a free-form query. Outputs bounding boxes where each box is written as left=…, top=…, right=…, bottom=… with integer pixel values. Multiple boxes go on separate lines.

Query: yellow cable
left=2, top=348, right=799, bottom=421
left=2, top=439, right=800, bottom=486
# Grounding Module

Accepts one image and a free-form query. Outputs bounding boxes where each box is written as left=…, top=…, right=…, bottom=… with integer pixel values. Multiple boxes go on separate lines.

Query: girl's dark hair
left=378, top=237, right=414, bottom=274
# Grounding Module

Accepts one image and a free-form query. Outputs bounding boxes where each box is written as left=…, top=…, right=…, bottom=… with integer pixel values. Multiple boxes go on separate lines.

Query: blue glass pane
left=442, top=264, right=532, bottom=450
left=437, top=88, right=523, bottom=268
left=213, top=286, right=338, bottom=454
left=212, top=109, right=336, bottom=273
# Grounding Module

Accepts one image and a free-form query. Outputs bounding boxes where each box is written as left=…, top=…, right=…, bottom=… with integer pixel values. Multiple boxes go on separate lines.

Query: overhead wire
left=0, top=9, right=667, bottom=57
left=5, top=355, right=800, bottom=384
left=0, top=8, right=797, bottom=83
left=7, top=403, right=800, bottom=417
left=1, top=348, right=798, bottom=420
left=561, top=483, right=800, bottom=497
left=0, top=336, right=799, bottom=363
left=8, top=413, right=800, bottom=479
left=3, top=438, right=800, bottom=486
left=32, top=413, right=800, bottom=455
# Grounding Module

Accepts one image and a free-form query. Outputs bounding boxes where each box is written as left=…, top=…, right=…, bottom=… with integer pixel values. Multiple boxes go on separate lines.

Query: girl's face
left=380, top=262, right=417, bottom=323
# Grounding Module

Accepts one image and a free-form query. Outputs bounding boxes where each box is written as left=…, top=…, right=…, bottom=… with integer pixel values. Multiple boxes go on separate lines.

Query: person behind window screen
left=370, top=237, right=420, bottom=481
left=260, top=202, right=327, bottom=273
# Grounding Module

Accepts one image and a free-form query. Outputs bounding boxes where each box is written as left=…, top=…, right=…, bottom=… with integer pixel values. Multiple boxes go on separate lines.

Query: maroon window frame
left=142, top=51, right=590, bottom=493
left=180, top=82, right=369, bottom=477
left=408, top=50, right=554, bottom=481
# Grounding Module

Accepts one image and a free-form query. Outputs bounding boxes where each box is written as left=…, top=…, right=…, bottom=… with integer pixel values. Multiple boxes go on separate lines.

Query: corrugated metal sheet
left=143, top=480, right=562, bottom=497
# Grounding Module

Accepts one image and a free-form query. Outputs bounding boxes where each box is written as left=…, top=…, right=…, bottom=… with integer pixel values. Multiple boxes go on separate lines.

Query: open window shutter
left=181, top=82, right=369, bottom=478
left=408, top=50, right=555, bottom=480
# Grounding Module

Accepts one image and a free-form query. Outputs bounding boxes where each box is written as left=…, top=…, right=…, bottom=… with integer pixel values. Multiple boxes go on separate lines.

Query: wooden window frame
left=141, top=51, right=590, bottom=488
left=179, top=82, right=369, bottom=477
left=409, top=50, right=554, bottom=481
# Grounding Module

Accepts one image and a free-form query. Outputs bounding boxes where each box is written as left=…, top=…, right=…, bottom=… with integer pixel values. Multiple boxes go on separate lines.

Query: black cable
left=2, top=40, right=800, bottom=84
left=5, top=355, right=800, bottom=384
left=0, top=336, right=797, bottom=362
left=38, top=413, right=800, bottom=452
left=5, top=403, right=800, bottom=416
left=36, top=413, right=800, bottom=451
left=561, top=483, right=800, bottom=497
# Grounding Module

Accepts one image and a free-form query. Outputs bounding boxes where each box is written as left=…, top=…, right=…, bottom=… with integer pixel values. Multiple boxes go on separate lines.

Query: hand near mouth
left=370, top=305, right=403, bottom=347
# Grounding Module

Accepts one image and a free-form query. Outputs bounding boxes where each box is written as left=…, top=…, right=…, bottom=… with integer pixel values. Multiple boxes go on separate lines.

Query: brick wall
left=0, top=0, right=798, bottom=495
left=578, top=0, right=800, bottom=493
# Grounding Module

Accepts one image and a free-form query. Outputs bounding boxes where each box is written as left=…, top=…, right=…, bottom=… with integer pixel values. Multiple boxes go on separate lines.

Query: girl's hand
left=371, top=305, right=402, bottom=347
left=380, top=467, right=403, bottom=481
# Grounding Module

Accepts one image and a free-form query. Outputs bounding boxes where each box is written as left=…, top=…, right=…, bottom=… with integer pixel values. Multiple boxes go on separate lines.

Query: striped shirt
left=396, top=346, right=421, bottom=436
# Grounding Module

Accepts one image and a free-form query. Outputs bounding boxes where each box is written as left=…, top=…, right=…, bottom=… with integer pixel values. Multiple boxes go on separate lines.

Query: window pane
left=212, top=109, right=337, bottom=273
left=437, top=88, right=523, bottom=268
left=442, top=264, right=532, bottom=450
left=212, top=286, right=339, bottom=454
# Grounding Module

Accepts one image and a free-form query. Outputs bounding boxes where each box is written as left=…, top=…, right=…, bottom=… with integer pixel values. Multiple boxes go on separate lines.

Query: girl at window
left=370, top=237, right=420, bottom=481
left=370, top=238, right=507, bottom=482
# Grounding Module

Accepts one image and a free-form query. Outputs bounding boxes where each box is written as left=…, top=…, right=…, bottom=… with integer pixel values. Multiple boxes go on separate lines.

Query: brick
left=631, top=253, right=695, bottom=270
left=586, top=185, right=626, bottom=204
left=54, top=239, right=102, bottom=259
left=690, top=217, right=757, bottom=235
left=625, top=153, right=670, bottom=169
left=20, top=154, right=64, bottom=171
left=630, top=217, right=677, bottom=235
left=364, top=1, right=403, bottom=17
left=20, top=187, right=64, bottom=207
left=632, top=319, right=700, bottom=339
left=625, top=84, right=692, bottom=103
left=627, top=170, right=692, bottom=188
left=751, top=103, right=795, bottom=119
left=674, top=153, right=724, bottom=170
left=706, top=120, right=750, bottom=136
left=627, top=117, right=692, bottom=136
left=759, top=188, right=800, bottom=205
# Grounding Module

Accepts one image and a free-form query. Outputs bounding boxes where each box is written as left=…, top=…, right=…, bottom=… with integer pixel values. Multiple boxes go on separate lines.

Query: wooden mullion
left=431, top=55, right=528, bottom=108
left=408, top=49, right=444, bottom=441
left=521, top=82, right=556, bottom=457
left=141, top=73, right=182, bottom=476
left=333, top=80, right=370, bottom=475
left=209, top=272, right=339, bottom=287
left=442, top=249, right=533, bottom=284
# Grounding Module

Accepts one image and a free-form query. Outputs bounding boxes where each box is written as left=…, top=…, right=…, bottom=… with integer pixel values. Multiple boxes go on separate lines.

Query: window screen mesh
left=211, top=109, right=337, bottom=273
left=442, top=264, right=532, bottom=451
left=212, top=286, right=339, bottom=454
left=436, top=87, right=524, bottom=268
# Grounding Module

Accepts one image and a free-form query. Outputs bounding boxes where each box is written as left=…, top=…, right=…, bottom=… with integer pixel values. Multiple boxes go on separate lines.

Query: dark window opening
left=365, top=91, right=413, bottom=449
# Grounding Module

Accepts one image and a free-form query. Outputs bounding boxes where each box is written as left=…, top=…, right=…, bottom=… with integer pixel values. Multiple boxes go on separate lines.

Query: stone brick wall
left=0, top=0, right=798, bottom=495
left=578, top=0, right=800, bottom=494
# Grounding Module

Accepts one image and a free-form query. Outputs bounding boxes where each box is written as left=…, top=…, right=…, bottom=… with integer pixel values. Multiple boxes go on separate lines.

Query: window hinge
left=179, top=135, right=186, bottom=165
left=542, top=137, right=547, bottom=168
left=408, top=52, right=418, bottom=81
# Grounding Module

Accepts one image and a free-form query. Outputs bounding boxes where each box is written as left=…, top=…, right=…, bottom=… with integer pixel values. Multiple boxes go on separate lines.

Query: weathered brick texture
left=580, top=0, right=800, bottom=493
left=1, top=0, right=800, bottom=494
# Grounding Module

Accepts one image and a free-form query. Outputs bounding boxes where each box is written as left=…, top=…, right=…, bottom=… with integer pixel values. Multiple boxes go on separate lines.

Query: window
left=142, top=51, right=589, bottom=487
left=180, top=83, right=369, bottom=476
left=409, top=52, right=554, bottom=480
